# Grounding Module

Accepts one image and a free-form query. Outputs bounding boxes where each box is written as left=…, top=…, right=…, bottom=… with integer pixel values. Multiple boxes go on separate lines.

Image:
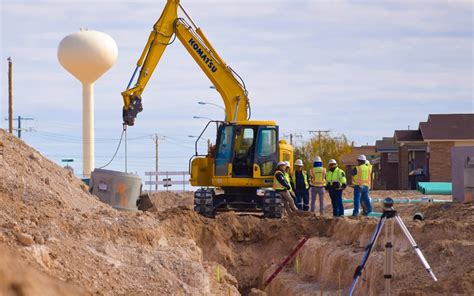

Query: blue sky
left=0, top=0, right=472, bottom=187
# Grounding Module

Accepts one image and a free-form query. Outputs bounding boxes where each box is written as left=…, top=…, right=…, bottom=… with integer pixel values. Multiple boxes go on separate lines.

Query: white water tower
left=58, top=29, right=118, bottom=177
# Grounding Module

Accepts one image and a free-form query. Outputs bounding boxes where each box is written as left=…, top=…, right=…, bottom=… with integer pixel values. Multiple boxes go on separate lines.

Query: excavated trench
left=156, top=206, right=474, bottom=295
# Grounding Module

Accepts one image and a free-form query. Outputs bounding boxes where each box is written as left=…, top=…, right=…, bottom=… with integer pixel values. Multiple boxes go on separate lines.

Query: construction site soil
left=0, top=128, right=473, bottom=296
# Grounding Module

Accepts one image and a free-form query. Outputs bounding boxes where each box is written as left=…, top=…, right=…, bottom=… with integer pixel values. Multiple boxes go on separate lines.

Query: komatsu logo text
left=189, top=38, right=218, bottom=73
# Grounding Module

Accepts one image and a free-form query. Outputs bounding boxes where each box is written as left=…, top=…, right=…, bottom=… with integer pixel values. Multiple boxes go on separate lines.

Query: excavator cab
left=214, top=123, right=279, bottom=179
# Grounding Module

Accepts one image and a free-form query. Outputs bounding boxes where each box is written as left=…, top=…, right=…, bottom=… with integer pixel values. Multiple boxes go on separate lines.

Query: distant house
left=375, top=137, right=399, bottom=190
left=340, top=145, right=378, bottom=186
left=394, top=129, right=427, bottom=190
left=392, top=114, right=474, bottom=189
left=419, top=114, right=474, bottom=182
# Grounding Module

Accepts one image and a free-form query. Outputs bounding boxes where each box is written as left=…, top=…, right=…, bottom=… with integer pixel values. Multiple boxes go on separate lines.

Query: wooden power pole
left=8, top=57, right=13, bottom=134
left=152, top=134, right=165, bottom=192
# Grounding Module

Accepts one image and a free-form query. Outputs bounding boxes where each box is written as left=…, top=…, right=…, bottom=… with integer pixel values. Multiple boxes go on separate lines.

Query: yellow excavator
left=122, top=0, right=293, bottom=217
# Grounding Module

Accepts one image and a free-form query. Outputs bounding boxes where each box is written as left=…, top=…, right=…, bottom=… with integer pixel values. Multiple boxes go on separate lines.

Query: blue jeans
left=295, top=190, right=309, bottom=211
left=328, top=189, right=344, bottom=217
left=353, top=185, right=372, bottom=216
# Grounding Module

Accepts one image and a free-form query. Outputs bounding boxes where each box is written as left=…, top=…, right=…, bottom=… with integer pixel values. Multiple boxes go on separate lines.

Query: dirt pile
left=149, top=191, right=194, bottom=211
left=0, top=245, right=88, bottom=296
left=0, top=129, right=238, bottom=295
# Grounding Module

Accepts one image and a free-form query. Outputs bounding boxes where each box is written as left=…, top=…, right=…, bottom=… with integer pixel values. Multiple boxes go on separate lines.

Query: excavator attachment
left=136, top=193, right=157, bottom=212
left=122, top=95, right=143, bottom=126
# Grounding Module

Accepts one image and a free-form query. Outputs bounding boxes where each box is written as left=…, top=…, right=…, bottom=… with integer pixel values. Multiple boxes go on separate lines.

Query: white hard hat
left=277, top=161, right=287, bottom=167
left=357, top=154, right=367, bottom=161
left=328, top=159, right=337, bottom=165
left=313, top=156, right=322, bottom=162
left=285, top=161, right=291, bottom=167
left=295, top=159, right=304, bottom=166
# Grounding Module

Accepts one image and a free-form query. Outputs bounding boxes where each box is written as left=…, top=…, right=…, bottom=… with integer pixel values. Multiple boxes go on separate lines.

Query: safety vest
left=353, top=164, right=370, bottom=186
left=367, top=163, right=373, bottom=187
left=284, top=172, right=293, bottom=191
left=326, top=167, right=347, bottom=186
left=311, top=167, right=326, bottom=187
left=292, top=171, right=309, bottom=190
left=273, top=171, right=287, bottom=191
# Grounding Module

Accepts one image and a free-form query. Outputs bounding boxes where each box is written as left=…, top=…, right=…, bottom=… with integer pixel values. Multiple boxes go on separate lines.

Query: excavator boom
left=122, top=0, right=249, bottom=125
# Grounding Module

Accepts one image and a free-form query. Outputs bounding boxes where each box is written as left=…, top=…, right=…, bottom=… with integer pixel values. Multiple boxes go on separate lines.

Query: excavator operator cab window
left=232, top=126, right=256, bottom=177
left=255, top=127, right=278, bottom=176
left=214, top=124, right=278, bottom=178
left=215, top=125, right=234, bottom=176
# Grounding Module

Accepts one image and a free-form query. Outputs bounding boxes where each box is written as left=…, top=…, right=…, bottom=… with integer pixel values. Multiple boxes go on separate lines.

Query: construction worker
left=284, top=161, right=293, bottom=191
left=352, top=155, right=373, bottom=216
left=284, top=160, right=296, bottom=203
left=325, top=159, right=347, bottom=217
left=273, top=161, right=299, bottom=216
left=309, top=156, right=326, bottom=214
left=360, top=159, right=373, bottom=215
left=292, top=159, right=310, bottom=211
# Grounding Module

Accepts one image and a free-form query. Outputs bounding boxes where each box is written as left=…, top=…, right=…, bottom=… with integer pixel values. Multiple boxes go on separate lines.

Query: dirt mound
left=0, top=129, right=238, bottom=295
left=149, top=191, right=194, bottom=211
left=0, top=245, right=88, bottom=296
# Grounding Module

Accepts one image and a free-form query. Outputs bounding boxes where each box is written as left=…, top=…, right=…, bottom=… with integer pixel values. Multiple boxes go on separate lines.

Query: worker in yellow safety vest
left=360, top=159, right=374, bottom=215
left=351, top=155, right=373, bottom=216
left=284, top=161, right=293, bottom=191
left=309, top=156, right=326, bottom=215
left=325, top=159, right=347, bottom=217
left=284, top=160, right=297, bottom=204
left=291, top=159, right=310, bottom=211
left=273, top=161, right=299, bottom=216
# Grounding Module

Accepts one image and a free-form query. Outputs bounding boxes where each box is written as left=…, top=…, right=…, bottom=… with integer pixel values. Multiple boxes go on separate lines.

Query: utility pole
left=309, top=130, right=330, bottom=155
left=284, top=133, right=302, bottom=146
left=8, top=57, right=13, bottom=134
left=152, top=134, right=165, bottom=192
left=9, top=116, right=34, bottom=138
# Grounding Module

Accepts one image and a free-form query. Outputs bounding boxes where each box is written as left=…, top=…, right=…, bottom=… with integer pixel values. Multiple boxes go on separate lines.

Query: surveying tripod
left=348, top=198, right=437, bottom=296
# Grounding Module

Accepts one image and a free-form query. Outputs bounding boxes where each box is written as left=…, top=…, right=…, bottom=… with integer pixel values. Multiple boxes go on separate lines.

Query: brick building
left=392, top=114, right=474, bottom=189
left=393, top=130, right=427, bottom=189
left=420, top=114, right=474, bottom=182
left=375, top=137, right=399, bottom=190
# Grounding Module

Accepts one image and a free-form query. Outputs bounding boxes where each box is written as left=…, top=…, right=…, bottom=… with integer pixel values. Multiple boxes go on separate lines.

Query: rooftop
left=375, top=137, right=398, bottom=152
left=394, top=129, right=423, bottom=142
left=420, top=114, right=474, bottom=140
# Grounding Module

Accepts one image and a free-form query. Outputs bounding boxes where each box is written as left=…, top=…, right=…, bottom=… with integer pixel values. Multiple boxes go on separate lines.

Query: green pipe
left=342, top=198, right=448, bottom=204
left=343, top=208, right=382, bottom=217
left=417, top=182, right=452, bottom=195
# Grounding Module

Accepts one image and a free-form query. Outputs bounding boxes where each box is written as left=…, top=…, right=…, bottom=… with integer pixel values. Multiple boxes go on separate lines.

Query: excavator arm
left=122, top=0, right=249, bottom=125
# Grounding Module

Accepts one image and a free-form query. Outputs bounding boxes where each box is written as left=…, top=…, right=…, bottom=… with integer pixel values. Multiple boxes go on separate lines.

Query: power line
left=283, top=133, right=302, bottom=145
left=4, top=116, right=34, bottom=138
